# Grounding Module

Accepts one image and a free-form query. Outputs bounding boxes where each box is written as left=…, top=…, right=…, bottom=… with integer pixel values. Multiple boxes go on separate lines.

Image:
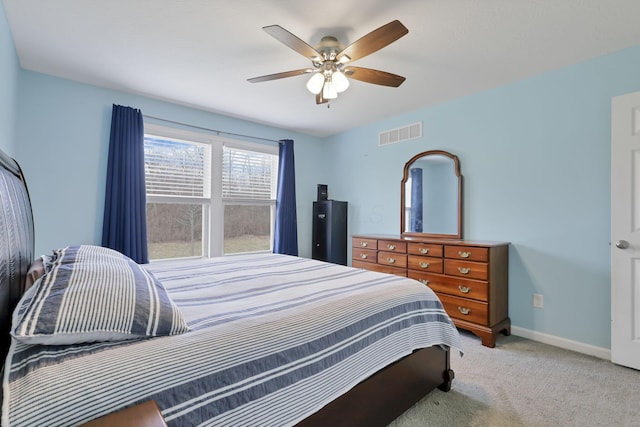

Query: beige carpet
left=389, top=331, right=639, bottom=427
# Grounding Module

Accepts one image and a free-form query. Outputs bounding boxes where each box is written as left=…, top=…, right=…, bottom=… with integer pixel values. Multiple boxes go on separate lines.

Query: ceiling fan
left=248, top=20, right=409, bottom=104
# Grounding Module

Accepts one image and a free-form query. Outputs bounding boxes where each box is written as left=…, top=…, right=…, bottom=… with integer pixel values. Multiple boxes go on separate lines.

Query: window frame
left=143, top=123, right=279, bottom=259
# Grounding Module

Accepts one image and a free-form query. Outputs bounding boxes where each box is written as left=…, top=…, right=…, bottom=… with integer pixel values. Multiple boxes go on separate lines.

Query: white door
left=611, top=90, right=640, bottom=370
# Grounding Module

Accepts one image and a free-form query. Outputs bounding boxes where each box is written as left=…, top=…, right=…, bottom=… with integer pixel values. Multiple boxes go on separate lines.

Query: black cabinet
left=312, top=200, right=348, bottom=265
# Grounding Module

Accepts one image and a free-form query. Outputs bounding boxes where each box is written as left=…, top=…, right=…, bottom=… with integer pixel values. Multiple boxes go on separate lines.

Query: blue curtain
left=410, top=167, right=423, bottom=232
left=101, top=105, right=149, bottom=263
left=274, top=139, right=298, bottom=256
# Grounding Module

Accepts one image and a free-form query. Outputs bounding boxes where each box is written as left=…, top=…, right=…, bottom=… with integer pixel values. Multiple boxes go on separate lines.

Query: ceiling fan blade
left=263, top=25, right=323, bottom=61
left=248, top=68, right=314, bottom=83
left=344, top=66, right=406, bottom=87
left=336, top=20, right=408, bottom=63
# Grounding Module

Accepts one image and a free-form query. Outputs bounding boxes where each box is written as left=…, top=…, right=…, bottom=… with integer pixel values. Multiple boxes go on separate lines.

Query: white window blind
left=222, top=146, right=276, bottom=200
left=144, top=136, right=210, bottom=197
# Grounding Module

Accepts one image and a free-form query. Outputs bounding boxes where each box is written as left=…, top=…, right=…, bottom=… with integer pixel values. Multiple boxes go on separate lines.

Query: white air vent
left=378, top=122, right=422, bottom=146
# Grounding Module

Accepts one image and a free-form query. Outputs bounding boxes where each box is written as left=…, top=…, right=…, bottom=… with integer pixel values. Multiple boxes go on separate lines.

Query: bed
left=0, top=148, right=462, bottom=426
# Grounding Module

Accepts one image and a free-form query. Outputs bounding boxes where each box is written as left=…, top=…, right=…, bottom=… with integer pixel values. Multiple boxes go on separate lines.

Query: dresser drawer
left=407, top=255, right=443, bottom=273
left=407, top=242, right=443, bottom=257
left=352, top=248, right=377, bottom=263
left=438, top=294, right=488, bottom=325
left=408, top=271, right=488, bottom=302
left=444, top=245, right=489, bottom=262
left=444, top=259, right=488, bottom=280
left=352, top=237, right=378, bottom=250
left=378, top=251, right=407, bottom=268
left=379, top=240, right=407, bottom=253
left=352, top=260, right=407, bottom=277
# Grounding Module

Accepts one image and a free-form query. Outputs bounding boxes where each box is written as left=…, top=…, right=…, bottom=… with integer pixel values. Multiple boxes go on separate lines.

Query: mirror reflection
left=401, top=150, right=462, bottom=238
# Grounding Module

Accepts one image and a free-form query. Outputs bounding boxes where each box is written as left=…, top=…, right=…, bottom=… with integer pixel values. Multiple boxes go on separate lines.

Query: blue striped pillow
left=11, top=245, right=190, bottom=345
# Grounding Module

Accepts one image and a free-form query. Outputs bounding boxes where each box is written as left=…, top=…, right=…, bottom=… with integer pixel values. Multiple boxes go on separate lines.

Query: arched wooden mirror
left=400, top=150, right=462, bottom=239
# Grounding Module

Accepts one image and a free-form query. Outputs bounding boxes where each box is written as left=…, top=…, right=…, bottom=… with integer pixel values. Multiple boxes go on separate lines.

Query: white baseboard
left=511, top=326, right=611, bottom=360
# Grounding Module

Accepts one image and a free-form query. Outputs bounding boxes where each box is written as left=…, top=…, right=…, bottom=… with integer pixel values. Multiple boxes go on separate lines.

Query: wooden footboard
left=297, top=346, right=453, bottom=427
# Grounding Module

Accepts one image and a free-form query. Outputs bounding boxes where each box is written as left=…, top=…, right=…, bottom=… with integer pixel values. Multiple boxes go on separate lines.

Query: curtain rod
left=143, top=114, right=281, bottom=144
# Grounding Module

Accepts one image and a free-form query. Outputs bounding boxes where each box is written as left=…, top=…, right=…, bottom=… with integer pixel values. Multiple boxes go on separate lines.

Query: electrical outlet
left=533, top=293, right=544, bottom=308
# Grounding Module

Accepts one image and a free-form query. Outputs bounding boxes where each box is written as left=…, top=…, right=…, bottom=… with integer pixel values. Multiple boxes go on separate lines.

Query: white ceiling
left=4, top=0, right=640, bottom=138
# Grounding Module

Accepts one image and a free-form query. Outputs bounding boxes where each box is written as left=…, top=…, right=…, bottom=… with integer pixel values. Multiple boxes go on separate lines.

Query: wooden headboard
left=0, top=148, right=34, bottom=361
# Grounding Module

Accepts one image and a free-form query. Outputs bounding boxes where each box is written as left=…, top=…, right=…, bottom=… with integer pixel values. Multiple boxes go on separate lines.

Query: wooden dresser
left=351, top=234, right=510, bottom=347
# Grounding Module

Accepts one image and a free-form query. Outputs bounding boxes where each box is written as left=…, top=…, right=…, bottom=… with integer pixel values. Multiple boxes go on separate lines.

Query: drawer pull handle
left=458, top=285, right=471, bottom=294
left=459, top=251, right=471, bottom=258
left=458, top=307, right=471, bottom=315
left=419, top=248, right=430, bottom=254
left=360, top=242, right=368, bottom=247
left=387, top=244, right=396, bottom=250
left=419, top=279, right=430, bottom=285
left=387, top=257, right=396, bottom=264
left=458, top=267, right=471, bottom=275
left=419, top=262, right=430, bottom=269
left=360, top=254, right=368, bottom=259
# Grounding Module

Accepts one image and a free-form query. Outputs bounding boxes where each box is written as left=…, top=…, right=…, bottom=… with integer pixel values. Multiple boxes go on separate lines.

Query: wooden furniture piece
left=352, top=234, right=510, bottom=347
left=80, top=400, right=168, bottom=427
left=298, top=345, right=453, bottom=427
left=385, top=149, right=510, bottom=347
left=0, top=147, right=453, bottom=427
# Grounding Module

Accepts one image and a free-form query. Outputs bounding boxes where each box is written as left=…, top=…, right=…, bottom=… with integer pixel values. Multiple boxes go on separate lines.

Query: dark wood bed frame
left=0, top=148, right=454, bottom=426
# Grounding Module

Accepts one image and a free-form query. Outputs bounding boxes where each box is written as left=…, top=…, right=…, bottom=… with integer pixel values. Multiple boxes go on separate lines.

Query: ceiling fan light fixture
left=332, top=71, right=349, bottom=93
left=322, top=78, right=338, bottom=99
left=306, top=73, right=325, bottom=94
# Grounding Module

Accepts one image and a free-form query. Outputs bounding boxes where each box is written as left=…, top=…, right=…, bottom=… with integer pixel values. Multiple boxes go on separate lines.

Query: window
left=143, top=123, right=278, bottom=260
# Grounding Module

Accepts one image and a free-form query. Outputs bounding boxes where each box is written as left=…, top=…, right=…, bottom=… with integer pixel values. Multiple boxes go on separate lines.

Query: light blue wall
left=325, top=45, right=640, bottom=349
left=0, top=1, right=19, bottom=156
left=14, top=71, right=328, bottom=257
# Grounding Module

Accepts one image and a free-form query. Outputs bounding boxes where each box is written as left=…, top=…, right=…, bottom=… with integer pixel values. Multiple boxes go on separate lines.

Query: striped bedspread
left=2, top=253, right=462, bottom=426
